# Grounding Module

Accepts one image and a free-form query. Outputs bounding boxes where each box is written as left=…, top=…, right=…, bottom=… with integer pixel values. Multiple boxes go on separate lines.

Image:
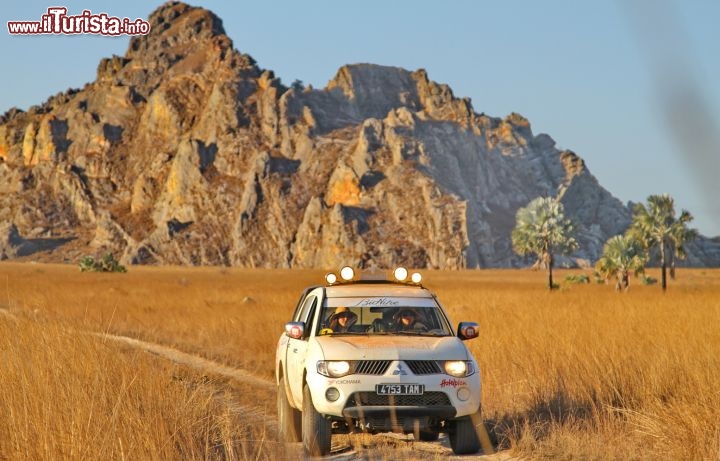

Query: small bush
left=641, top=275, right=657, bottom=285
left=593, top=271, right=606, bottom=284
left=565, top=274, right=590, bottom=284
left=79, top=253, right=127, bottom=273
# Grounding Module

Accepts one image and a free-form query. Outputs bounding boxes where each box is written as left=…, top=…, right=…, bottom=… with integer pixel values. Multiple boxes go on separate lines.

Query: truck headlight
left=317, top=360, right=352, bottom=378
left=443, top=360, right=475, bottom=377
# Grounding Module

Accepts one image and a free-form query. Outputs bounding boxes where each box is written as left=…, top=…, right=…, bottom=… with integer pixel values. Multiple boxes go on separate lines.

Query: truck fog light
left=325, top=387, right=340, bottom=402
left=457, top=387, right=470, bottom=401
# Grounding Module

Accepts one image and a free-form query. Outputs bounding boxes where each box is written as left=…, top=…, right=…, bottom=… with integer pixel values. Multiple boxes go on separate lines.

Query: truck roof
left=325, top=282, right=434, bottom=298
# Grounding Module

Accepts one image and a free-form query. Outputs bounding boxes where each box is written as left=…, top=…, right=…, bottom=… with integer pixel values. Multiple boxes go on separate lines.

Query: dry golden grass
left=1, top=262, right=719, bottom=460
left=0, top=313, right=278, bottom=460
left=433, top=269, right=720, bottom=460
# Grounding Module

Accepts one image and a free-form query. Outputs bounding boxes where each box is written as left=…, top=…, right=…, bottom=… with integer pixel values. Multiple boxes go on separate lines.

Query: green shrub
left=640, top=275, right=657, bottom=285
left=78, top=256, right=96, bottom=272
left=79, top=253, right=127, bottom=273
left=593, top=271, right=606, bottom=284
left=565, top=274, right=590, bottom=284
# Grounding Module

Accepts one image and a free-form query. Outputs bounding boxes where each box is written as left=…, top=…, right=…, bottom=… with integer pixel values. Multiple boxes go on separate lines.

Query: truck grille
left=354, top=360, right=391, bottom=375
left=404, top=360, right=442, bottom=375
left=350, top=360, right=441, bottom=375
left=347, top=391, right=451, bottom=407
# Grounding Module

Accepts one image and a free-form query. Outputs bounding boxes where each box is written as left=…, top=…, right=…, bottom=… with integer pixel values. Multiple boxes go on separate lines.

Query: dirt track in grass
left=100, top=330, right=511, bottom=460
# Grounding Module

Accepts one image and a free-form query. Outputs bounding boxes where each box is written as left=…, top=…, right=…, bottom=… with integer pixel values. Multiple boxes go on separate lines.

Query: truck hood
left=314, top=335, right=470, bottom=361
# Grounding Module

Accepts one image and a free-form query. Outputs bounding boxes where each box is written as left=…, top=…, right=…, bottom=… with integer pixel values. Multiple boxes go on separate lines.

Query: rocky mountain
left=1, top=2, right=718, bottom=268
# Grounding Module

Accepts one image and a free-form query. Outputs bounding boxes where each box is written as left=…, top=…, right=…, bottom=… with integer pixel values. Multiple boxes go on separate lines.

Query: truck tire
left=418, top=429, right=440, bottom=441
left=448, top=412, right=481, bottom=455
left=277, top=380, right=302, bottom=443
left=302, top=384, right=331, bottom=456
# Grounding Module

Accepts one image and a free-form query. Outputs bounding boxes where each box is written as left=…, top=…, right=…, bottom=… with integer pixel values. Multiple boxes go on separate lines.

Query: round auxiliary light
left=325, top=387, right=340, bottom=402
left=325, top=273, right=337, bottom=284
left=394, top=267, right=408, bottom=282
left=340, top=266, right=355, bottom=281
left=457, top=387, right=471, bottom=401
left=411, top=272, right=422, bottom=284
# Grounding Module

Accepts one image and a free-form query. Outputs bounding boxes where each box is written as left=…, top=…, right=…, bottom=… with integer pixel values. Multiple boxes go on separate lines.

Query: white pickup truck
left=275, top=267, right=483, bottom=456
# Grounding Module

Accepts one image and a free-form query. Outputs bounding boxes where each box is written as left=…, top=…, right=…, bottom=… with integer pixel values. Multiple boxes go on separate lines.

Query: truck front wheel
left=302, top=384, right=332, bottom=456
left=277, top=379, right=302, bottom=443
left=448, top=411, right=481, bottom=455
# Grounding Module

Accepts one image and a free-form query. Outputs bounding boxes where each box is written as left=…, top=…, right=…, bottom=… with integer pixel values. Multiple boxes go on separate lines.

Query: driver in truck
left=394, top=307, right=427, bottom=331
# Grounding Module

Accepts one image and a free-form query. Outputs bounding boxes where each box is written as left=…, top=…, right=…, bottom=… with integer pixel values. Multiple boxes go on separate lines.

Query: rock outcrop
left=1, top=2, right=717, bottom=268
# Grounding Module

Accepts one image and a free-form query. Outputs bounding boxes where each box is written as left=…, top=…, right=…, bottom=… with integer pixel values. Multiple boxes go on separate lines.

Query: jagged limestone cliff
left=1, top=2, right=718, bottom=268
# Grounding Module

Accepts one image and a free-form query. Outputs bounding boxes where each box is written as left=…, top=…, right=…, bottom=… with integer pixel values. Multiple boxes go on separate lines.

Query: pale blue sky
left=3, top=1, right=719, bottom=236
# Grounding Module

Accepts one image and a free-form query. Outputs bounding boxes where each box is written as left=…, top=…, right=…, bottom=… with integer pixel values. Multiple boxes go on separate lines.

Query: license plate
left=376, top=384, right=424, bottom=395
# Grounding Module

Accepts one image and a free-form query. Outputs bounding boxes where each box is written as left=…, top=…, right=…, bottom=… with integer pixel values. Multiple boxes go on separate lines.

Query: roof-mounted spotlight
left=325, top=273, right=338, bottom=285
left=340, top=266, right=355, bottom=281
left=393, top=267, right=408, bottom=282
left=411, top=272, right=422, bottom=284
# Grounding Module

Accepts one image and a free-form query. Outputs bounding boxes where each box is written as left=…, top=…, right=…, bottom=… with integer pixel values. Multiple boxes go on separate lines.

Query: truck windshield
left=318, top=297, right=452, bottom=336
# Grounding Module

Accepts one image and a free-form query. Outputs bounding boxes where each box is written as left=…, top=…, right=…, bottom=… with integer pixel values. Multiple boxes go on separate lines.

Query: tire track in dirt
left=99, top=333, right=274, bottom=390
left=97, top=332, right=278, bottom=435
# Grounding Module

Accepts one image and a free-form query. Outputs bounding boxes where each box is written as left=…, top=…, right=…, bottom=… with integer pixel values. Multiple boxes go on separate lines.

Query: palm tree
left=628, top=194, right=696, bottom=291
left=512, top=197, right=578, bottom=290
left=595, top=235, right=647, bottom=291
left=668, top=222, right=699, bottom=279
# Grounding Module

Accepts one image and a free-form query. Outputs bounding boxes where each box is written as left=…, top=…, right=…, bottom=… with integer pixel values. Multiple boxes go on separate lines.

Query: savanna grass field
left=1, top=262, right=719, bottom=460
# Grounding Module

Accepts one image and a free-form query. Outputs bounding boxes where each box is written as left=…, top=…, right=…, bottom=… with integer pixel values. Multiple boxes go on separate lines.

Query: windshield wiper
left=392, top=330, right=449, bottom=336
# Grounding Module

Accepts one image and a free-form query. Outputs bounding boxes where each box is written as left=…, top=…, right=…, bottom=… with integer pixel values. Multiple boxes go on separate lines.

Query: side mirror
left=285, top=321, right=305, bottom=340
left=457, top=322, right=479, bottom=340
